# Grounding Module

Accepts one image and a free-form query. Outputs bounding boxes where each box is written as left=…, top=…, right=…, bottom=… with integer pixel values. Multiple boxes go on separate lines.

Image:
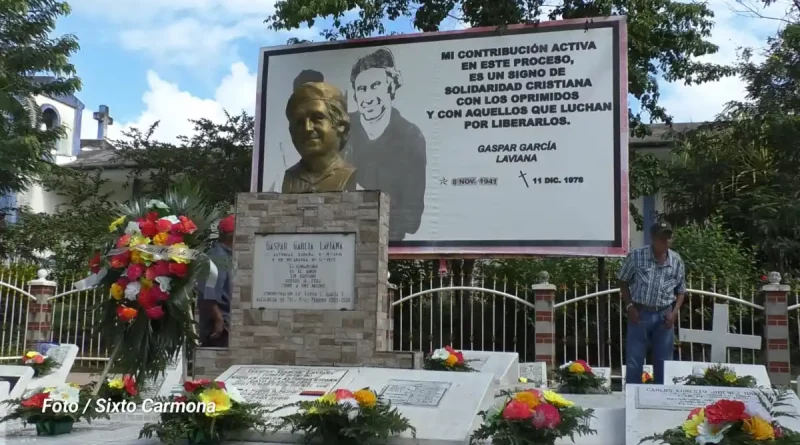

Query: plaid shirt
left=618, top=246, right=686, bottom=308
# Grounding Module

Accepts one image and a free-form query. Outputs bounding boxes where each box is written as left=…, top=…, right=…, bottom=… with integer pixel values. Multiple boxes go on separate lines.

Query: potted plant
left=471, top=389, right=595, bottom=445
left=273, top=388, right=416, bottom=445
left=551, top=360, right=610, bottom=394
left=21, top=350, right=58, bottom=377
left=423, top=345, right=477, bottom=371
left=0, top=384, right=96, bottom=435
left=139, top=379, right=266, bottom=445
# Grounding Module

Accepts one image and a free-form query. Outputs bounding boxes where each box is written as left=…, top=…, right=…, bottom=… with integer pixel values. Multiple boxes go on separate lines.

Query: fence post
left=26, top=269, right=56, bottom=350
left=533, top=271, right=557, bottom=369
left=762, top=271, right=791, bottom=386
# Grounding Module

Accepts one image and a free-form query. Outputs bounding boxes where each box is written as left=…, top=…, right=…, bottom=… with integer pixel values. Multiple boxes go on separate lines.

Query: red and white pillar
left=762, top=272, right=791, bottom=386
left=533, top=273, right=557, bottom=369
left=27, top=269, right=55, bottom=350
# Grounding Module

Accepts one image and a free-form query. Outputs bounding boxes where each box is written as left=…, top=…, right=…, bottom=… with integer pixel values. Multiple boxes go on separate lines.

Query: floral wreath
left=672, top=364, right=757, bottom=388
left=423, top=346, right=477, bottom=372
left=22, top=351, right=57, bottom=377
left=551, top=360, right=610, bottom=394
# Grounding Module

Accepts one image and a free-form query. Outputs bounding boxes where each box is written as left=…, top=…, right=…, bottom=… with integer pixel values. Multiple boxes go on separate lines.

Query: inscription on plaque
left=379, top=380, right=451, bottom=407
left=636, top=386, right=761, bottom=411
left=222, top=367, right=348, bottom=412
left=519, top=362, right=547, bottom=386
left=252, top=233, right=356, bottom=311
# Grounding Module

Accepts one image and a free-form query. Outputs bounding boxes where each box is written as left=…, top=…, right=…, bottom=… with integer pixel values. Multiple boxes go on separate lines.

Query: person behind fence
left=197, top=214, right=234, bottom=347
left=618, top=221, right=686, bottom=385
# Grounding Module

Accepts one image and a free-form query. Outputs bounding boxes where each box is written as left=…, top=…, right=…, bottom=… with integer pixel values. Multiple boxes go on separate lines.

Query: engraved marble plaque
left=379, top=380, right=451, bottom=407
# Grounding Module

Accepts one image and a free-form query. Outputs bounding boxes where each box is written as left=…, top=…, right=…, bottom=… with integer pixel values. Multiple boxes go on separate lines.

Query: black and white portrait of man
left=343, top=47, right=427, bottom=241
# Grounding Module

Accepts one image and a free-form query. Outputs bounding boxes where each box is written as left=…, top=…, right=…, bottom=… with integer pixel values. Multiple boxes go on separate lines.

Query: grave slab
left=518, top=362, right=548, bottom=387
left=678, top=303, right=762, bottom=363
left=0, top=365, right=34, bottom=399
left=28, top=344, right=79, bottom=390
left=663, top=360, right=771, bottom=387
left=461, top=350, right=519, bottom=385
left=140, top=347, right=186, bottom=399
left=592, top=367, right=613, bottom=389
left=0, top=420, right=147, bottom=445
left=627, top=384, right=800, bottom=444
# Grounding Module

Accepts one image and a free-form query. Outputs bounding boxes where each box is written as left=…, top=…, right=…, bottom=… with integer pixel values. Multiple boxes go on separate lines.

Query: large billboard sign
left=252, top=16, right=629, bottom=257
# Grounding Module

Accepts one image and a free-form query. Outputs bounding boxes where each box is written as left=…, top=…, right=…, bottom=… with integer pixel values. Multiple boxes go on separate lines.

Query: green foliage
left=0, top=386, right=100, bottom=425
left=478, top=257, right=621, bottom=288
left=662, top=24, right=800, bottom=273
left=668, top=215, right=757, bottom=286
left=550, top=362, right=610, bottom=394
left=273, top=389, right=416, bottom=445
left=23, top=354, right=58, bottom=377
left=0, top=0, right=81, bottom=195
left=671, top=364, right=757, bottom=388
left=470, top=389, right=595, bottom=445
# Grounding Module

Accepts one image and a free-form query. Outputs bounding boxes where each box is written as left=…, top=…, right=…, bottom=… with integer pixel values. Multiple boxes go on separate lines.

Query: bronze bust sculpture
left=282, top=82, right=357, bottom=193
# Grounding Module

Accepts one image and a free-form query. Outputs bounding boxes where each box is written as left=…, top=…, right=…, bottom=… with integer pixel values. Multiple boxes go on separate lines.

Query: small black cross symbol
left=518, top=170, right=529, bottom=188
left=440, top=177, right=447, bottom=185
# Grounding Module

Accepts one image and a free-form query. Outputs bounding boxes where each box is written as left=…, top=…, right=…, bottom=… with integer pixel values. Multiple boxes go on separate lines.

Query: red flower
left=184, top=379, right=212, bottom=393
left=33, top=355, right=44, bottom=364
left=116, top=277, right=130, bottom=288
left=444, top=345, right=455, bottom=354
left=502, top=400, right=533, bottom=420
left=89, top=252, right=102, bottom=274
left=705, top=400, right=748, bottom=425
left=156, top=219, right=173, bottom=233
left=116, top=234, right=131, bottom=248
left=774, top=426, right=783, bottom=438
left=126, top=263, right=145, bottom=281
left=146, top=261, right=171, bottom=280
left=688, top=407, right=703, bottom=419
left=150, top=286, right=169, bottom=302
left=760, top=275, right=768, bottom=281
left=335, top=389, right=354, bottom=400
left=219, top=215, right=235, bottom=233
left=117, top=306, right=138, bottom=322
left=169, top=262, right=188, bottom=278
left=215, top=381, right=226, bottom=390
left=123, top=375, right=138, bottom=396
left=454, top=351, right=465, bottom=364
left=110, top=251, right=131, bottom=269
left=166, top=233, right=183, bottom=245
left=138, top=291, right=156, bottom=309
left=146, top=212, right=160, bottom=223
left=532, top=403, right=561, bottom=429
left=145, top=306, right=165, bottom=320
left=575, top=359, right=593, bottom=374
left=139, top=220, right=158, bottom=238
left=21, top=392, right=48, bottom=409
left=172, top=216, right=197, bottom=234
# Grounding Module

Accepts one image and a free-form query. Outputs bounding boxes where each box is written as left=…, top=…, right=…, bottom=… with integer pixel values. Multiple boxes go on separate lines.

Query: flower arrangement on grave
left=470, top=389, right=595, bottom=445
left=640, top=391, right=800, bottom=444
left=81, top=183, right=221, bottom=391
left=672, top=364, right=757, bottom=388
left=21, top=350, right=58, bottom=377
left=551, top=360, right=610, bottom=394
left=96, top=374, right=141, bottom=403
left=0, top=383, right=99, bottom=436
left=423, top=345, right=477, bottom=372
left=642, top=371, right=654, bottom=384
left=139, top=379, right=267, bottom=445
left=272, top=388, right=416, bottom=445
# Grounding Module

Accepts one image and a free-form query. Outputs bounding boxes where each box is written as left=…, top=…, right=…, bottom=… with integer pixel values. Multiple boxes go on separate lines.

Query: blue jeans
left=625, top=307, right=674, bottom=385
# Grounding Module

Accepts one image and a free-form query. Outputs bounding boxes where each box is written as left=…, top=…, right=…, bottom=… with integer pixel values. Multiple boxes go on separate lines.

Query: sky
left=57, top=0, right=792, bottom=144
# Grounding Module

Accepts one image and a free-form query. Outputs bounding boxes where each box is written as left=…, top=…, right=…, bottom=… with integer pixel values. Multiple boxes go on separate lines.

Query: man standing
left=344, top=47, right=427, bottom=240
left=618, top=221, right=686, bottom=385
left=198, top=214, right=234, bottom=347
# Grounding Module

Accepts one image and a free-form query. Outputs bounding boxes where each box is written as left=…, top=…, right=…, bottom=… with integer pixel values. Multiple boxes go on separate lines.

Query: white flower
left=745, top=401, right=772, bottom=422
left=338, top=398, right=359, bottom=420
left=146, top=199, right=169, bottom=210
left=692, top=365, right=706, bottom=377
left=225, top=385, right=244, bottom=403
left=124, top=281, right=141, bottom=301
left=155, top=276, right=172, bottom=293
left=560, top=361, right=573, bottom=369
left=696, top=420, right=732, bottom=444
left=159, top=215, right=180, bottom=224
left=431, top=349, right=450, bottom=360
left=124, top=221, right=141, bottom=235
left=48, top=385, right=80, bottom=404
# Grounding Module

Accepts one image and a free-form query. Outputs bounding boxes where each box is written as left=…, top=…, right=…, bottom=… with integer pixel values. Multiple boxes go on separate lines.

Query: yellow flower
left=129, top=235, right=151, bottom=247
left=25, top=351, right=37, bottom=359
left=108, top=378, right=124, bottom=389
left=319, top=393, right=336, bottom=404
left=743, top=416, right=775, bottom=440
left=723, top=373, right=737, bottom=383
left=514, top=391, right=540, bottom=409
left=43, top=387, right=56, bottom=393
left=109, top=216, right=126, bottom=232
left=682, top=409, right=704, bottom=438
left=198, top=388, right=231, bottom=417
left=444, top=354, right=458, bottom=366
left=68, top=383, right=80, bottom=388
left=568, top=362, right=586, bottom=373
left=308, top=406, right=319, bottom=414
left=169, top=243, right=191, bottom=264
left=354, top=389, right=377, bottom=408
left=140, top=278, right=153, bottom=289
left=110, top=283, right=124, bottom=300
left=152, top=232, right=169, bottom=246
left=519, top=377, right=528, bottom=383
left=542, top=390, right=574, bottom=408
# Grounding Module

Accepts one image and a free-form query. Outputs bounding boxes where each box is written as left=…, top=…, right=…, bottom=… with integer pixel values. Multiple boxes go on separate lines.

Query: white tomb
left=28, top=343, right=79, bottom=390
left=627, top=384, right=800, bottom=444
left=0, top=381, right=9, bottom=436
left=663, top=360, right=771, bottom=387
left=678, top=303, right=762, bottom=363
left=0, top=365, right=34, bottom=399
left=140, top=347, right=186, bottom=398
left=461, top=350, right=519, bottom=385
left=518, top=362, right=548, bottom=387
left=219, top=365, right=494, bottom=445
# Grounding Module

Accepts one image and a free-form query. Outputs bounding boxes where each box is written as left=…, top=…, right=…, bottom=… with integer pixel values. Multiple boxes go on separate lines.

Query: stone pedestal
left=27, top=269, right=56, bottom=349
left=762, top=271, right=791, bottom=386
left=533, top=280, right=557, bottom=369
left=192, top=191, right=421, bottom=378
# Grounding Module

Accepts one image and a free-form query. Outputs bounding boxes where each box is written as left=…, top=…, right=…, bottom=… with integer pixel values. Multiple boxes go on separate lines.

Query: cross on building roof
left=92, top=105, right=113, bottom=140
left=678, top=303, right=762, bottom=363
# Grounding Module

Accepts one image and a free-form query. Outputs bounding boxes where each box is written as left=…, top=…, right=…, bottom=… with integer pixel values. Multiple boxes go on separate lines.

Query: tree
left=662, top=24, right=800, bottom=272
left=0, top=0, right=81, bottom=195
left=266, top=0, right=734, bottom=225
left=113, top=112, right=253, bottom=211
